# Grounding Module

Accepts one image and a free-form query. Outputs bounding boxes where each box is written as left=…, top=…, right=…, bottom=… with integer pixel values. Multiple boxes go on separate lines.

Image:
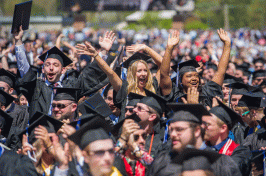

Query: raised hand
left=34, top=125, right=52, bottom=148
left=126, top=44, right=147, bottom=54
left=13, top=25, right=24, bottom=41
left=217, top=28, right=231, bottom=45
left=167, top=30, right=180, bottom=48
left=76, top=41, right=98, bottom=57
left=121, top=119, right=140, bottom=141
left=17, top=134, right=36, bottom=155
left=99, top=31, right=116, bottom=51
left=181, top=87, right=199, bottom=104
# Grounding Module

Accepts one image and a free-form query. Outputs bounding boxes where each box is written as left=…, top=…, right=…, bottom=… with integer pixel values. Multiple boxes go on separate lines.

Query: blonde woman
left=76, top=31, right=162, bottom=121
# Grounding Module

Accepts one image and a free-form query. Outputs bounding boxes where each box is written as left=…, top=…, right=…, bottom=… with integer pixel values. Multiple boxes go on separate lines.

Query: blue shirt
left=210, top=137, right=230, bottom=151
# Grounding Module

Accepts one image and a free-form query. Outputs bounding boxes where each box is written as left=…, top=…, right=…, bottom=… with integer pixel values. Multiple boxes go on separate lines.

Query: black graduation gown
left=113, top=77, right=159, bottom=122
left=164, top=80, right=223, bottom=107
left=16, top=56, right=114, bottom=118
left=243, top=128, right=266, bottom=151
left=148, top=147, right=242, bottom=176
left=0, top=149, right=38, bottom=176
left=231, top=122, right=247, bottom=144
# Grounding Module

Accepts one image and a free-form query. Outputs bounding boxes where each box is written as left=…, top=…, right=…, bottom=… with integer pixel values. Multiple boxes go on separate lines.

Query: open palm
left=99, top=31, right=116, bottom=51
left=76, top=41, right=97, bottom=56
left=217, top=28, right=231, bottom=44
left=168, top=30, right=180, bottom=47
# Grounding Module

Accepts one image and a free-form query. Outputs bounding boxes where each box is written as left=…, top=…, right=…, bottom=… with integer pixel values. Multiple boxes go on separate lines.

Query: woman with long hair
left=160, top=29, right=231, bottom=107
left=76, top=31, right=163, bottom=120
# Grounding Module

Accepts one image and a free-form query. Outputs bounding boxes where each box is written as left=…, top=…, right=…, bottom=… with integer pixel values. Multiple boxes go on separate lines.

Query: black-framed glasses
left=134, top=134, right=147, bottom=141
left=89, top=148, right=115, bottom=157
left=52, top=102, right=73, bottom=109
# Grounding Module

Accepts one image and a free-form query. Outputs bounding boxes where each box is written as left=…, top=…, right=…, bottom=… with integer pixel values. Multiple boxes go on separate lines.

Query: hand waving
left=126, top=44, right=147, bottom=54
left=167, top=30, right=180, bottom=48
left=76, top=41, right=98, bottom=57
left=217, top=28, right=231, bottom=45
left=99, top=31, right=116, bottom=51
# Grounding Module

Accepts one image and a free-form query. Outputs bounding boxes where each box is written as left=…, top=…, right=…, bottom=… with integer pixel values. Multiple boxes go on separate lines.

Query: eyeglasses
left=242, top=111, right=250, bottom=116
left=125, top=107, right=134, bottom=113
left=52, top=102, right=73, bottom=109
left=134, top=134, right=147, bottom=141
left=136, top=105, right=150, bottom=113
left=89, top=149, right=115, bottom=157
left=170, top=127, right=191, bottom=135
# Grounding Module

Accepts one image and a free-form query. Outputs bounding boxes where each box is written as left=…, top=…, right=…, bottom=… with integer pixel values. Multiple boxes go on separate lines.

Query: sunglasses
left=52, top=102, right=73, bottom=109
left=134, top=134, right=147, bottom=141
left=125, top=108, right=134, bottom=113
left=89, top=149, right=115, bottom=157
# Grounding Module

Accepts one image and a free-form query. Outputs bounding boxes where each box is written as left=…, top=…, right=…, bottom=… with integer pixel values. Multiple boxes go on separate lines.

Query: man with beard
left=148, top=104, right=242, bottom=176
left=51, top=88, right=79, bottom=123
left=202, top=98, right=252, bottom=175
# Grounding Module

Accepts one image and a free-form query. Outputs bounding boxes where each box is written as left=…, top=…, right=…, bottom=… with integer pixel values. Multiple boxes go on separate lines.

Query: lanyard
left=41, top=163, right=52, bottom=176
left=148, top=132, right=154, bottom=155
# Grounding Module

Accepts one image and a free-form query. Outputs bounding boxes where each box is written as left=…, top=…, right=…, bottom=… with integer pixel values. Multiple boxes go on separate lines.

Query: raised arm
left=13, top=26, right=30, bottom=77
left=160, top=30, right=180, bottom=96
left=76, top=41, right=122, bottom=92
left=56, top=33, right=65, bottom=49
left=211, top=29, right=231, bottom=86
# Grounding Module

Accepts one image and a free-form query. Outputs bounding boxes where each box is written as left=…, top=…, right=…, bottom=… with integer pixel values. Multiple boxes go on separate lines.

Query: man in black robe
left=149, top=104, right=242, bottom=176
left=13, top=28, right=114, bottom=118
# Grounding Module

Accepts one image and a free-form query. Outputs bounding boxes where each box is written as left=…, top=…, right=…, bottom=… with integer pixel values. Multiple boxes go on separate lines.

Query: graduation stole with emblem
left=218, top=138, right=239, bottom=156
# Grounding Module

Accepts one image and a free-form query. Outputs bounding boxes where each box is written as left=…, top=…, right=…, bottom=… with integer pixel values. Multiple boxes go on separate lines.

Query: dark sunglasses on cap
left=125, top=107, right=134, bottom=113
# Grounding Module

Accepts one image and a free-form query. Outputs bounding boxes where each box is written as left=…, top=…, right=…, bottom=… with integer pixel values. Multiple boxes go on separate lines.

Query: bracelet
left=93, top=53, right=99, bottom=58
left=120, top=136, right=127, bottom=142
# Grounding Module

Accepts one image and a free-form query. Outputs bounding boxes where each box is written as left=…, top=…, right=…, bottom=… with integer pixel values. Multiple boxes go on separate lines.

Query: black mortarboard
left=209, top=98, right=244, bottom=129
left=8, top=62, right=18, bottom=69
left=112, top=113, right=141, bottom=136
left=127, top=92, right=144, bottom=107
left=19, top=112, right=63, bottom=144
left=206, top=63, right=218, bottom=71
left=171, top=59, right=200, bottom=76
left=121, top=52, right=150, bottom=69
left=226, top=82, right=260, bottom=95
left=11, top=1, right=32, bottom=34
left=53, top=87, right=80, bottom=102
left=0, top=109, right=13, bottom=137
left=68, top=113, right=101, bottom=128
left=175, top=94, right=208, bottom=104
left=139, top=89, right=167, bottom=116
left=236, top=65, right=248, bottom=72
left=238, top=94, right=266, bottom=108
left=0, top=89, right=15, bottom=107
left=103, top=83, right=113, bottom=98
left=0, top=69, right=17, bottom=87
left=251, top=150, right=266, bottom=172
left=253, top=69, right=266, bottom=79
left=68, top=117, right=111, bottom=150
left=167, top=103, right=210, bottom=124
left=81, top=92, right=112, bottom=117
left=223, top=73, right=243, bottom=84
left=173, top=147, right=221, bottom=172
left=39, top=46, right=73, bottom=67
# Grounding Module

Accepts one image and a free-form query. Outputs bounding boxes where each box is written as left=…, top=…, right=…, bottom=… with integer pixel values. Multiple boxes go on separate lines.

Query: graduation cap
left=39, top=46, right=73, bottom=67
left=223, top=73, right=243, bottom=84
left=238, top=95, right=266, bottom=108
left=103, top=83, right=113, bottom=98
left=171, top=59, right=200, bottom=75
left=0, top=89, right=15, bottom=107
left=53, top=87, right=80, bottom=102
left=175, top=94, right=208, bottom=104
left=112, top=113, right=141, bottom=136
left=206, top=63, right=218, bottom=71
left=81, top=92, right=112, bottom=117
left=209, top=98, right=244, bottom=129
left=253, top=69, right=266, bottom=79
left=0, top=68, right=17, bottom=87
left=251, top=150, right=266, bottom=172
left=226, top=82, right=260, bottom=95
left=11, top=1, right=32, bottom=34
left=19, top=112, right=63, bottom=144
left=139, top=89, right=167, bottom=116
left=68, top=113, right=98, bottom=128
left=235, top=65, right=248, bottom=72
left=167, top=103, right=210, bottom=124
left=68, top=117, right=112, bottom=150
left=172, top=147, right=221, bottom=172
left=127, top=92, right=144, bottom=107
left=8, top=62, right=18, bottom=69
left=121, top=52, right=150, bottom=69
left=0, top=109, right=13, bottom=137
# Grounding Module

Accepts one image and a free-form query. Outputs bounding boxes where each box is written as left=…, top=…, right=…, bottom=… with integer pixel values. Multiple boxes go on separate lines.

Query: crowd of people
left=0, top=23, right=266, bottom=176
